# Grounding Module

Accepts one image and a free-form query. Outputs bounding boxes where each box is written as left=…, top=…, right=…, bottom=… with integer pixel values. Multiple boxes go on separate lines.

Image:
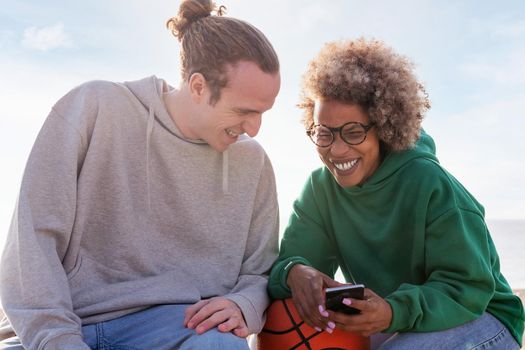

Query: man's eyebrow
left=232, top=107, right=262, bottom=114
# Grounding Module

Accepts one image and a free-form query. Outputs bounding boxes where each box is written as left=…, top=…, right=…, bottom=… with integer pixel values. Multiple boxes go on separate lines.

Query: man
left=0, top=0, right=280, bottom=348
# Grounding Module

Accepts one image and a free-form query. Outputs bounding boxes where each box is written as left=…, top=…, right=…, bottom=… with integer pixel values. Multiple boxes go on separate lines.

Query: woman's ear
left=188, top=72, right=207, bottom=103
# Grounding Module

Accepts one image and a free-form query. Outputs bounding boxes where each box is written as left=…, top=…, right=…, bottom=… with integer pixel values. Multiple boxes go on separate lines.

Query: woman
left=268, top=38, right=524, bottom=349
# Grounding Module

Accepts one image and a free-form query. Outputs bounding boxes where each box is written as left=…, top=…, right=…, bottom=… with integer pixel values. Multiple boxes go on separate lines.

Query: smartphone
left=325, top=284, right=365, bottom=315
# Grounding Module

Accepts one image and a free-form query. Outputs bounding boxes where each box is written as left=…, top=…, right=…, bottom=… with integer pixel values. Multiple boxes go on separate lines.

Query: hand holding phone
left=325, top=284, right=365, bottom=315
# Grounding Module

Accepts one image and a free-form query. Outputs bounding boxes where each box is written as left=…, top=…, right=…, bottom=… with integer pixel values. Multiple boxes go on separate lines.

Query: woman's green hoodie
left=268, top=131, right=524, bottom=345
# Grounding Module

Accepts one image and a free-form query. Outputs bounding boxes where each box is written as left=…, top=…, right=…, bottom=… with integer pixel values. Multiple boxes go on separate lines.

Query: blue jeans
left=0, top=304, right=249, bottom=350
left=375, top=312, right=520, bottom=350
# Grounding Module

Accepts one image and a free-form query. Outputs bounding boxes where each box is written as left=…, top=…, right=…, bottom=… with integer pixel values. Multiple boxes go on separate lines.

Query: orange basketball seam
left=283, top=299, right=314, bottom=350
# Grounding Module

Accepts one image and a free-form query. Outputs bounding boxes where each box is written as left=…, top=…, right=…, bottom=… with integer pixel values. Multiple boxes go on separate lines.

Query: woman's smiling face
left=313, top=99, right=381, bottom=188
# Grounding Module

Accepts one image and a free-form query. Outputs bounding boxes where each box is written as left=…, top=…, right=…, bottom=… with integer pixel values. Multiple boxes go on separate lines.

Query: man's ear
left=188, top=72, right=207, bottom=103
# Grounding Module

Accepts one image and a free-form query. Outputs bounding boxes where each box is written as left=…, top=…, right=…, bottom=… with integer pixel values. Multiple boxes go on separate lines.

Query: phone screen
left=325, top=284, right=365, bottom=315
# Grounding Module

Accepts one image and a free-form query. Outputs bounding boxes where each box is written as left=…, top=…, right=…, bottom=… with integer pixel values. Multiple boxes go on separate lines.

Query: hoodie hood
left=123, top=76, right=230, bottom=196
left=124, top=75, right=203, bottom=143
left=343, top=129, right=438, bottom=193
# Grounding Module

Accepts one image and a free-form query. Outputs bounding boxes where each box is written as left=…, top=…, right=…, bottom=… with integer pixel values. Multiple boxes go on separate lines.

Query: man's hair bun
left=166, top=0, right=226, bottom=41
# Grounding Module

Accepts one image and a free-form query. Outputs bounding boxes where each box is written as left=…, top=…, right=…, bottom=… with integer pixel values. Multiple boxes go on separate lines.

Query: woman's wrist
left=286, top=263, right=305, bottom=289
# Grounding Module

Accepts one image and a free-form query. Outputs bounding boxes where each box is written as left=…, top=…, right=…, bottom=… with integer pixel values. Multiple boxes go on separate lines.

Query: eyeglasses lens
left=341, top=123, right=366, bottom=145
left=309, top=123, right=367, bottom=147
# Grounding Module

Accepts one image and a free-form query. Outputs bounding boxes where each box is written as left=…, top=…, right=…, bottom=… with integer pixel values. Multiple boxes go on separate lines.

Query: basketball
left=258, top=298, right=370, bottom=350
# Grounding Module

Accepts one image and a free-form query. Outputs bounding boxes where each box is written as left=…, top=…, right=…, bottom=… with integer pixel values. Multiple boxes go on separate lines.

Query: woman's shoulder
left=398, top=157, right=453, bottom=185
left=404, top=157, right=485, bottom=216
left=394, top=157, right=464, bottom=199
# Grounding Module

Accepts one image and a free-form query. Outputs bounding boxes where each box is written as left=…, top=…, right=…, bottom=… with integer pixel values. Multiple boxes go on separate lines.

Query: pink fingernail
left=315, top=327, right=322, bottom=332
left=342, top=298, right=351, bottom=305
left=318, top=305, right=329, bottom=317
left=328, top=321, right=336, bottom=329
left=325, top=327, right=333, bottom=334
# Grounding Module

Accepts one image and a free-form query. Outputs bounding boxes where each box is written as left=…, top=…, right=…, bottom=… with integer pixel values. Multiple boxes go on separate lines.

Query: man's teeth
left=226, top=129, right=239, bottom=137
left=333, top=159, right=358, bottom=171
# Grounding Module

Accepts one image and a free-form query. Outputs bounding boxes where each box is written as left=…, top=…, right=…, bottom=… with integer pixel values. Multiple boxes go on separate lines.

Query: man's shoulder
left=227, top=137, right=276, bottom=177
left=52, top=80, right=127, bottom=111
left=61, top=80, right=127, bottom=101
left=229, top=136, right=267, bottom=158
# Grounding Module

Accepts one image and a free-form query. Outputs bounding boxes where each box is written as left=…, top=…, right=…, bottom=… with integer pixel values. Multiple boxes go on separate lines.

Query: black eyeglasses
left=306, top=122, right=375, bottom=147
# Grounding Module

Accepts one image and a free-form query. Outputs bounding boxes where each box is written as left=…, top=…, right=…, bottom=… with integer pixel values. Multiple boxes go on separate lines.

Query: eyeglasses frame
left=306, top=121, right=375, bottom=147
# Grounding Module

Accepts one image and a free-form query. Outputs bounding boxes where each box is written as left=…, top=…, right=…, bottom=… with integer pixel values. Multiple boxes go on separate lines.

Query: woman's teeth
left=333, top=159, right=358, bottom=171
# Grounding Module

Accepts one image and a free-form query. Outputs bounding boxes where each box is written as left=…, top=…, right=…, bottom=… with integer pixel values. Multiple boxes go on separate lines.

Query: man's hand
left=286, top=264, right=343, bottom=332
left=327, top=287, right=392, bottom=337
left=184, top=297, right=249, bottom=338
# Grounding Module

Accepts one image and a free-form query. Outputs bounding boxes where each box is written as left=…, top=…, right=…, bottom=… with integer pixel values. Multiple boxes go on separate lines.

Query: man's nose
left=242, top=115, right=262, bottom=137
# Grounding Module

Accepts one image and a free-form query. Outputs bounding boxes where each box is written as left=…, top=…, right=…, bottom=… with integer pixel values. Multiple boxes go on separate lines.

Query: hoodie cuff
left=225, top=293, right=264, bottom=334
left=384, top=296, right=409, bottom=333
left=268, top=256, right=312, bottom=299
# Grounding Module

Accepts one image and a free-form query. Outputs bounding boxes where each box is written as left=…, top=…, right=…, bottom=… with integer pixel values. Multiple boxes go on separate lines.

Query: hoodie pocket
left=67, top=252, right=202, bottom=314
left=68, top=253, right=138, bottom=287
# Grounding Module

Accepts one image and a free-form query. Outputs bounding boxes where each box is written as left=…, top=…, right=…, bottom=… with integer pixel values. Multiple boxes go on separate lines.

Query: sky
left=1, top=0, right=525, bottom=252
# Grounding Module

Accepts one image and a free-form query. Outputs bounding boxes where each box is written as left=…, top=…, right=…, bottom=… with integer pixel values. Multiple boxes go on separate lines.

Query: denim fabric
left=377, top=312, right=520, bottom=350
left=0, top=337, right=22, bottom=350
left=0, top=304, right=250, bottom=350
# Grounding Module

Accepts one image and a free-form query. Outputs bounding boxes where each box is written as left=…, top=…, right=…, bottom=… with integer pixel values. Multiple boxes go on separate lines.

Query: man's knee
left=180, top=329, right=249, bottom=350
left=0, top=336, right=24, bottom=350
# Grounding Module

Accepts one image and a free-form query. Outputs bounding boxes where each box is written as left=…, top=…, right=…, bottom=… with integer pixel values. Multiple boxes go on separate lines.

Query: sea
left=487, top=219, right=525, bottom=290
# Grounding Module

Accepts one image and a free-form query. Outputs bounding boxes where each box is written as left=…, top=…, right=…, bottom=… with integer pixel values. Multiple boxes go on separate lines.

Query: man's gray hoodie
left=0, top=76, right=279, bottom=349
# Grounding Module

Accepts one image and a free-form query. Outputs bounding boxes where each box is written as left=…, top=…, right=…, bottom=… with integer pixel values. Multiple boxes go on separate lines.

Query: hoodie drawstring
left=146, top=107, right=155, bottom=211
left=222, top=150, right=229, bottom=194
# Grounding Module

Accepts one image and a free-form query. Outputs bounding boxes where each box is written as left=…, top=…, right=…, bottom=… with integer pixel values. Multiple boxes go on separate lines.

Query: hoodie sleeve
left=224, top=154, right=279, bottom=334
left=0, top=105, right=91, bottom=349
left=268, top=173, right=340, bottom=299
left=384, top=169, right=496, bottom=333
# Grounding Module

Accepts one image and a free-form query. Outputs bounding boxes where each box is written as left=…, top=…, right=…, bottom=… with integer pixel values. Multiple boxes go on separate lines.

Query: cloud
left=21, top=22, right=72, bottom=51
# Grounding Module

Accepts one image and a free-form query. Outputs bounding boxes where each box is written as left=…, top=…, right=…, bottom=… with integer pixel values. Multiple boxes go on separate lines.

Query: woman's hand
left=286, top=264, right=343, bottom=332
left=327, top=287, right=392, bottom=337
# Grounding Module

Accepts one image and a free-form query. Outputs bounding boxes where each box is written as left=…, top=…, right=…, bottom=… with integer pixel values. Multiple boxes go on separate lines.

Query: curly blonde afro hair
left=299, top=38, right=430, bottom=152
